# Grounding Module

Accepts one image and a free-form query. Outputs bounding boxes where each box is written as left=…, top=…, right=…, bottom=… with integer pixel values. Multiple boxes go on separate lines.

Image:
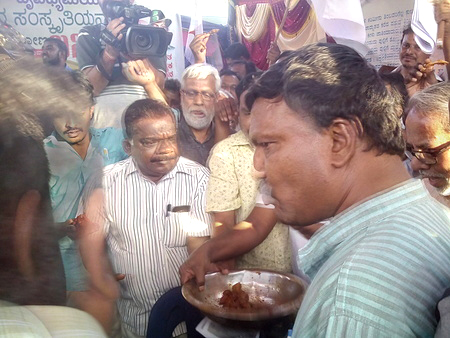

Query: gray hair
left=406, top=82, right=450, bottom=131
left=181, top=63, right=221, bottom=93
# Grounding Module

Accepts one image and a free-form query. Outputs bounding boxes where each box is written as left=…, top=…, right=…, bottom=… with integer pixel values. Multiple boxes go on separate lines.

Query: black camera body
left=103, top=1, right=172, bottom=58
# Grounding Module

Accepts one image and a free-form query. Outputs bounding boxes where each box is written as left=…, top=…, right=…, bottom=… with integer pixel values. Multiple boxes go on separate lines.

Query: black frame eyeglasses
left=405, top=140, right=450, bottom=165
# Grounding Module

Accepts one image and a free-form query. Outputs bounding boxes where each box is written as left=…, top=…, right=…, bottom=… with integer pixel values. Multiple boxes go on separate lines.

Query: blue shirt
left=293, top=179, right=450, bottom=337
left=44, top=127, right=127, bottom=222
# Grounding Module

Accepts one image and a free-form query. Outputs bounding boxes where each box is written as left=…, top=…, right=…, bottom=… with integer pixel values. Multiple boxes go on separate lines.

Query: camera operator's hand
left=104, top=17, right=126, bottom=60
left=122, top=59, right=167, bottom=104
left=189, top=33, right=210, bottom=64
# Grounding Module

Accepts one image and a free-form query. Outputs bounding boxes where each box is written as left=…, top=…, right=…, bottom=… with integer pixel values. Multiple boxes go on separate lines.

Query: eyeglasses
left=405, top=140, right=450, bottom=165
left=181, top=89, right=216, bottom=102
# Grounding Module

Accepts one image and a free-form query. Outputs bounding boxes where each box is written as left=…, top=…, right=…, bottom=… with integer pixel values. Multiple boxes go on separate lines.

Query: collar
left=298, top=179, right=428, bottom=279
left=226, top=130, right=253, bottom=147
left=179, top=114, right=214, bottom=144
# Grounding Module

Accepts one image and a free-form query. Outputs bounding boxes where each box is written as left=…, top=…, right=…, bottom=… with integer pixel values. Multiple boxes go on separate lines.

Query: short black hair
left=229, top=60, right=257, bottom=76
left=235, top=71, right=262, bottom=102
left=219, top=68, right=240, bottom=79
left=124, top=99, right=175, bottom=138
left=70, top=71, right=95, bottom=105
left=379, top=72, right=408, bottom=117
left=43, top=37, right=68, bottom=59
left=246, top=43, right=405, bottom=156
left=224, top=43, right=250, bottom=60
left=401, top=25, right=414, bottom=44
left=164, top=78, right=181, bottom=92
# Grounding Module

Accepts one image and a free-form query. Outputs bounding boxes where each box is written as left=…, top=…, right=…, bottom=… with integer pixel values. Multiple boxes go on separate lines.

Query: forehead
left=402, top=33, right=416, bottom=43
left=183, top=76, right=216, bottom=91
left=405, top=109, right=449, bottom=146
left=43, top=41, right=58, bottom=49
left=221, top=75, right=239, bottom=85
left=132, top=115, right=176, bottom=137
left=249, top=98, right=315, bottom=140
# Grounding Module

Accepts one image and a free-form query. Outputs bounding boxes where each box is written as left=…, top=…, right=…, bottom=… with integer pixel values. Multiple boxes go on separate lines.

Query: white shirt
left=83, top=156, right=212, bottom=336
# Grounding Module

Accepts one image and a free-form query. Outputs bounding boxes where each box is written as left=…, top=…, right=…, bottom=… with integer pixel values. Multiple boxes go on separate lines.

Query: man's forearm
left=206, top=209, right=278, bottom=262
left=83, top=49, right=117, bottom=96
left=143, top=82, right=167, bottom=103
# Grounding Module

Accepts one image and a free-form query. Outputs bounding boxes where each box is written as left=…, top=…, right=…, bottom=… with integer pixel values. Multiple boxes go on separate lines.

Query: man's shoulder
left=102, top=157, right=132, bottom=178
left=177, top=156, right=210, bottom=177
left=78, top=24, right=102, bottom=37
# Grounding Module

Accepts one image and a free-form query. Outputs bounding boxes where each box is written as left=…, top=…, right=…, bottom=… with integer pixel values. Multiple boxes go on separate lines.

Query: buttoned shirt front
left=96, top=156, right=212, bottom=336
left=293, top=179, right=450, bottom=337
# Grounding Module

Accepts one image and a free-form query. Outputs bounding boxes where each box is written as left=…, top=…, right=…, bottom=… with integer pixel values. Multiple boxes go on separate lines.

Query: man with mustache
left=394, top=26, right=439, bottom=97
left=78, top=99, right=212, bottom=337
left=178, top=63, right=232, bottom=165
left=43, top=71, right=127, bottom=330
left=181, top=44, right=450, bottom=337
left=405, top=82, right=450, bottom=208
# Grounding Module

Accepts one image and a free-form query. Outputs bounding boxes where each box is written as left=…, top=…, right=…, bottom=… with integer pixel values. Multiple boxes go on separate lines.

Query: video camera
left=103, top=1, right=173, bottom=58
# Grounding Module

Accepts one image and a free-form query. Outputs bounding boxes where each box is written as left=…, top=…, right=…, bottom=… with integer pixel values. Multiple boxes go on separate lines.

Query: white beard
left=183, top=109, right=214, bottom=130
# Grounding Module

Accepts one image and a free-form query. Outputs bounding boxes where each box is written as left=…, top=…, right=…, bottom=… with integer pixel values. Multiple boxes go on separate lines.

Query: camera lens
left=135, top=33, right=152, bottom=49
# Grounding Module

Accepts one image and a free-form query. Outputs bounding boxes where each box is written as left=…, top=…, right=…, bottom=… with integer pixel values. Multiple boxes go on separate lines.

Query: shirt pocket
left=163, top=212, right=189, bottom=248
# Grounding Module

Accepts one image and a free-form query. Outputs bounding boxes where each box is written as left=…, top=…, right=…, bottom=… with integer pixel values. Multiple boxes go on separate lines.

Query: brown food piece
left=208, top=29, right=219, bottom=35
left=219, top=283, right=252, bottom=309
left=425, top=59, right=449, bottom=67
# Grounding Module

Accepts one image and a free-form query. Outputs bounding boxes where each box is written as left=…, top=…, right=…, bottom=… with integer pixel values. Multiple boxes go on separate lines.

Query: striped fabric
left=100, top=157, right=212, bottom=336
left=293, top=179, right=450, bottom=337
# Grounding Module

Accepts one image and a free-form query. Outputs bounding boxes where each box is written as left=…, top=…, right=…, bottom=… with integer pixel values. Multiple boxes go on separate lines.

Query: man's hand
left=189, top=33, right=210, bottom=64
left=122, top=59, right=157, bottom=86
left=215, top=90, right=238, bottom=128
left=104, top=17, right=126, bottom=60
left=267, top=42, right=281, bottom=66
left=405, top=58, right=438, bottom=96
left=180, top=242, right=229, bottom=290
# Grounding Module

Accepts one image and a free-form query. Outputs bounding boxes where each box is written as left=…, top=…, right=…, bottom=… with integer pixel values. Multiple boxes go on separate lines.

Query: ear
left=89, top=106, right=94, bottom=120
left=123, top=139, right=132, bottom=155
left=14, top=189, right=41, bottom=280
left=327, top=118, right=360, bottom=168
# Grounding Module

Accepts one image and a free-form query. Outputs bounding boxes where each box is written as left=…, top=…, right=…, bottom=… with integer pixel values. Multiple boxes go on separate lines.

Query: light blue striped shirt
left=293, top=179, right=450, bottom=337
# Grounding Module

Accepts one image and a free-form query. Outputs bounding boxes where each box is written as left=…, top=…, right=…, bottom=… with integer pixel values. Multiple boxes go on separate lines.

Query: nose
left=193, top=93, right=204, bottom=105
left=156, top=138, right=175, bottom=154
left=253, top=146, right=266, bottom=178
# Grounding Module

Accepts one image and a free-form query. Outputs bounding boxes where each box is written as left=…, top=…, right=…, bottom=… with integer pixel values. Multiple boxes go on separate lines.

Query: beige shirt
left=206, top=131, right=291, bottom=272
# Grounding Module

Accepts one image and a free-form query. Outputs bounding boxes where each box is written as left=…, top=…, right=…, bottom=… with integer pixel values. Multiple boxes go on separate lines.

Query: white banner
left=1, top=0, right=103, bottom=65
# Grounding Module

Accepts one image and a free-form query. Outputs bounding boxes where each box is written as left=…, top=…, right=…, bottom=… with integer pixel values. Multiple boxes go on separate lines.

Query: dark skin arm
left=179, top=206, right=277, bottom=288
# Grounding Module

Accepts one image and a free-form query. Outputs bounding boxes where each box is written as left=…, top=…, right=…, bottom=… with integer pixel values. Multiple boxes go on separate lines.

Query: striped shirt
left=99, top=156, right=212, bottom=336
left=292, top=179, right=450, bottom=337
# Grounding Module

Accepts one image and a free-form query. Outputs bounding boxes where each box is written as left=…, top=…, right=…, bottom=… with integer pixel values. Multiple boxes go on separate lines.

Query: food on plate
left=219, top=282, right=252, bottom=309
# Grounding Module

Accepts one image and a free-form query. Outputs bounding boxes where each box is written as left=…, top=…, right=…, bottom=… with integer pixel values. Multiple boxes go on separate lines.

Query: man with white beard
left=405, top=82, right=450, bottom=208
left=178, top=64, right=231, bottom=165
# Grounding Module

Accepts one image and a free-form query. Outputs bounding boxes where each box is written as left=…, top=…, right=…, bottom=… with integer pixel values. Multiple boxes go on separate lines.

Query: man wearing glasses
left=405, top=81, right=450, bottom=208
left=178, top=64, right=233, bottom=166
left=394, top=26, right=439, bottom=97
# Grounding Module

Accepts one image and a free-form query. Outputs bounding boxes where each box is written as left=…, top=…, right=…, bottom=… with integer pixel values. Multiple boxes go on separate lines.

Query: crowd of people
left=0, top=0, right=450, bottom=337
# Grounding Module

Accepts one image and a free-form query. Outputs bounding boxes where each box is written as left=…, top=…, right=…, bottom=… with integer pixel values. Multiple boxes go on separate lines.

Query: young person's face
left=53, top=107, right=93, bottom=145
